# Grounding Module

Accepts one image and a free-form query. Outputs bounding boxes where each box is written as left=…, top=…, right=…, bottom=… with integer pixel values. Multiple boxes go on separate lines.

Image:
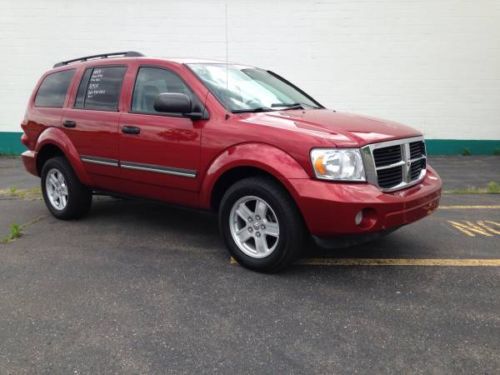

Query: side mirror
left=154, top=93, right=205, bottom=120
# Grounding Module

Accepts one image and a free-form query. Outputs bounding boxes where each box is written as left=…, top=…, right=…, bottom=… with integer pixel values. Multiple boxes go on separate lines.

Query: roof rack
left=53, top=51, right=144, bottom=68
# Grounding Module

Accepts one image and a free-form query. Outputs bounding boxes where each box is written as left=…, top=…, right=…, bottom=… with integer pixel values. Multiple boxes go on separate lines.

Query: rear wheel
left=219, top=177, right=306, bottom=272
left=41, top=156, right=92, bottom=220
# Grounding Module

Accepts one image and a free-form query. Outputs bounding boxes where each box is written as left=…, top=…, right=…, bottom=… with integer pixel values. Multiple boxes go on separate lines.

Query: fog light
left=355, top=210, right=363, bottom=226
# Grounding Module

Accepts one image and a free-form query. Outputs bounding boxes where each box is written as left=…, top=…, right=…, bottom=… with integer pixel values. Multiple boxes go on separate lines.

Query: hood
left=240, top=109, right=422, bottom=147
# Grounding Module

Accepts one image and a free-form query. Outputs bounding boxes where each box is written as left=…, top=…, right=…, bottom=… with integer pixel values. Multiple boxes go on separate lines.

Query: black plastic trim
left=54, top=51, right=143, bottom=68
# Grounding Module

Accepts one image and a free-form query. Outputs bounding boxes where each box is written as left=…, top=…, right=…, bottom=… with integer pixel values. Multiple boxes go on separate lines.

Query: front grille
left=378, top=166, right=403, bottom=188
left=363, top=137, right=427, bottom=191
left=409, top=141, right=426, bottom=159
left=410, top=158, right=426, bottom=180
left=373, top=145, right=402, bottom=167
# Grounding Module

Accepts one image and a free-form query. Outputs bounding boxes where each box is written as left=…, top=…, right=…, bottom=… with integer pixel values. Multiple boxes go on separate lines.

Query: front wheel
left=219, top=177, right=306, bottom=272
left=41, top=156, right=92, bottom=220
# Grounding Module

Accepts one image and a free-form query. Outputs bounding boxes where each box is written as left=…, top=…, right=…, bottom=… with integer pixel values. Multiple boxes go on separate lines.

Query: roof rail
left=53, top=51, right=144, bottom=68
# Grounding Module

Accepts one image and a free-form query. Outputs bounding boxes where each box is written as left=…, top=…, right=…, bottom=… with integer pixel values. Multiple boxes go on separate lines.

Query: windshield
left=187, top=63, right=322, bottom=113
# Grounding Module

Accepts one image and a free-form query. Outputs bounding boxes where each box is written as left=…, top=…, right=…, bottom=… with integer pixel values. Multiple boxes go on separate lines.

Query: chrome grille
left=378, top=166, right=403, bottom=188
left=373, top=145, right=402, bottom=167
left=361, top=136, right=427, bottom=192
left=409, top=140, right=426, bottom=159
left=410, top=158, right=426, bottom=180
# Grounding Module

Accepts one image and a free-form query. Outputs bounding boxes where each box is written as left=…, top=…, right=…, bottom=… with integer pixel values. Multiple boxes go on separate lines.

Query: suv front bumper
left=289, top=166, right=442, bottom=237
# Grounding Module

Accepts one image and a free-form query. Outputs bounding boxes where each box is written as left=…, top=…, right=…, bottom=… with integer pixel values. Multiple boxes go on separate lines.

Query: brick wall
left=1, top=0, right=499, bottom=140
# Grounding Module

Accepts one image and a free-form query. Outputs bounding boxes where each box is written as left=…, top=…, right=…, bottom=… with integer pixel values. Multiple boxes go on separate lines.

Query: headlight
left=310, top=148, right=366, bottom=181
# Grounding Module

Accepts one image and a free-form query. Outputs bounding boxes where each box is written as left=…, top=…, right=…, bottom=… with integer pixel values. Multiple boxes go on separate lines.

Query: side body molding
left=199, top=143, right=310, bottom=209
left=36, top=127, right=93, bottom=185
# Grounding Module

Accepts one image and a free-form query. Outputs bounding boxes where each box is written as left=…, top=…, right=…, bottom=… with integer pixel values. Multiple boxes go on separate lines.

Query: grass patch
left=445, top=181, right=500, bottom=195
left=461, top=148, right=472, bottom=156
left=1, top=223, right=23, bottom=244
left=0, top=216, right=45, bottom=245
left=0, top=186, right=42, bottom=200
left=0, top=152, right=19, bottom=158
left=487, top=181, right=500, bottom=193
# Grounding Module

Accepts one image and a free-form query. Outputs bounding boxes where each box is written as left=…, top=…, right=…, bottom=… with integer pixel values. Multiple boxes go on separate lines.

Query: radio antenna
left=225, top=2, right=229, bottom=90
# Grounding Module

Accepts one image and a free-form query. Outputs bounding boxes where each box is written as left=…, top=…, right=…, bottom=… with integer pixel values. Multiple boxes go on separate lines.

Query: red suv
left=21, top=51, right=442, bottom=272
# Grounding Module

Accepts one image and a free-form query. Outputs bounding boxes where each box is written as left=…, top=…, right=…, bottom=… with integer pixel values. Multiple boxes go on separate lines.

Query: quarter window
left=34, top=70, right=75, bottom=108
left=132, top=67, right=193, bottom=114
left=74, top=66, right=126, bottom=111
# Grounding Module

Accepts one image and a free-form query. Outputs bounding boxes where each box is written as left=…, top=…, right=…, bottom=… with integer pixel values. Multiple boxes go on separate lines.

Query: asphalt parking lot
left=0, top=156, right=499, bottom=374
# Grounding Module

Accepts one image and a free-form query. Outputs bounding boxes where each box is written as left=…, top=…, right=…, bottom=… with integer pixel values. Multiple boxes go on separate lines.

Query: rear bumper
left=290, top=166, right=442, bottom=236
left=21, top=150, right=38, bottom=177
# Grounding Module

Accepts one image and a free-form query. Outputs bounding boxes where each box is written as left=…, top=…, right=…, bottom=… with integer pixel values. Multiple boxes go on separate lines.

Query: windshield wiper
left=271, top=103, right=305, bottom=110
left=232, top=107, right=273, bottom=113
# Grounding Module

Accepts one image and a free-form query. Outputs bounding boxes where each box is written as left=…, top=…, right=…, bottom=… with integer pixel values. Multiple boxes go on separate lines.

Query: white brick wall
left=1, top=0, right=499, bottom=140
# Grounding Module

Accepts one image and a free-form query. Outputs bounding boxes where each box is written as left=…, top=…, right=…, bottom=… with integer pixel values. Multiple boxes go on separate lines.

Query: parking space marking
left=440, top=205, right=500, bottom=210
left=229, top=257, right=500, bottom=267
left=448, top=220, right=500, bottom=237
left=297, top=258, right=500, bottom=267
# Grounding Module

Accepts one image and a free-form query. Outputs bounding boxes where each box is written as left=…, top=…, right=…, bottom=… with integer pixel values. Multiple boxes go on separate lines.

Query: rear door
left=62, top=65, right=127, bottom=183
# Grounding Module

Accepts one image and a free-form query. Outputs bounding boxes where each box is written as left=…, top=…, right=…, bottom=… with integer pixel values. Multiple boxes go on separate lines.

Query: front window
left=131, top=67, right=194, bottom=114
left=188, top=63, right=321, bottom=113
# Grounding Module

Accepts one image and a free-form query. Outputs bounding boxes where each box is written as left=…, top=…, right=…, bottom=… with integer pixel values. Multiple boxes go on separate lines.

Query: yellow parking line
left=448, top=220, right=497, bottom=237
left=440, top=205, right=500, bottom=210
left=230, top=257, right=500, bottom=267
left=298, top=258, right=500, bottom=267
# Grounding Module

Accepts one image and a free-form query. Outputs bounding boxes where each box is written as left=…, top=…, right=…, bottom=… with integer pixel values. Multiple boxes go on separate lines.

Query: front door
left=119, top=66, right=204, bottom=202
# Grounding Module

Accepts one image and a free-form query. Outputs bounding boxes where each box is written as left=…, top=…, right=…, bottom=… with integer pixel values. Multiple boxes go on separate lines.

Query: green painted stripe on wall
left=1, top=131, right=499, bottom=156
left=0, top=132, right=25, bottom=154
left=425, top=139, right=500, bottom=155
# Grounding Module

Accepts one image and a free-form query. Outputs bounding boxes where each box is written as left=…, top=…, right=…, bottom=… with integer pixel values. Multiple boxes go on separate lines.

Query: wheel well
left=210, top=167, right=289, bottom=211
left=36, top=144, right=64, bottom=174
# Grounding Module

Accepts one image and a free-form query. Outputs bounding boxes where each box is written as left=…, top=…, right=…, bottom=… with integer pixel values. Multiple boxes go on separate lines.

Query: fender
left=199, top=143, right=310, bottom=209
left=36, top=127, right=93, bottom=185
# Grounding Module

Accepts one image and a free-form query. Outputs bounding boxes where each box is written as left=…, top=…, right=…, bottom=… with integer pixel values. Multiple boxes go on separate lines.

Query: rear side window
left=34, top=70, right=75, bottom=108
left=74, top=66, right=126, bottom=111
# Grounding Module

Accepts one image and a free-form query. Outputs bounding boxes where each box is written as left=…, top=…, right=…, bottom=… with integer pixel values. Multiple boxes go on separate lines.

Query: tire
left=41, top=156, right=92, bottom=220
left=219, top=176, right=306, bottom=273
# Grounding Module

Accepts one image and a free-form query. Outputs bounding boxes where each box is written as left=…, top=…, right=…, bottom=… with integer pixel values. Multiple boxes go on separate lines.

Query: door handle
left=122, top=125, right=141, bottom=135
left=63, top=120, right=76, bottom=128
